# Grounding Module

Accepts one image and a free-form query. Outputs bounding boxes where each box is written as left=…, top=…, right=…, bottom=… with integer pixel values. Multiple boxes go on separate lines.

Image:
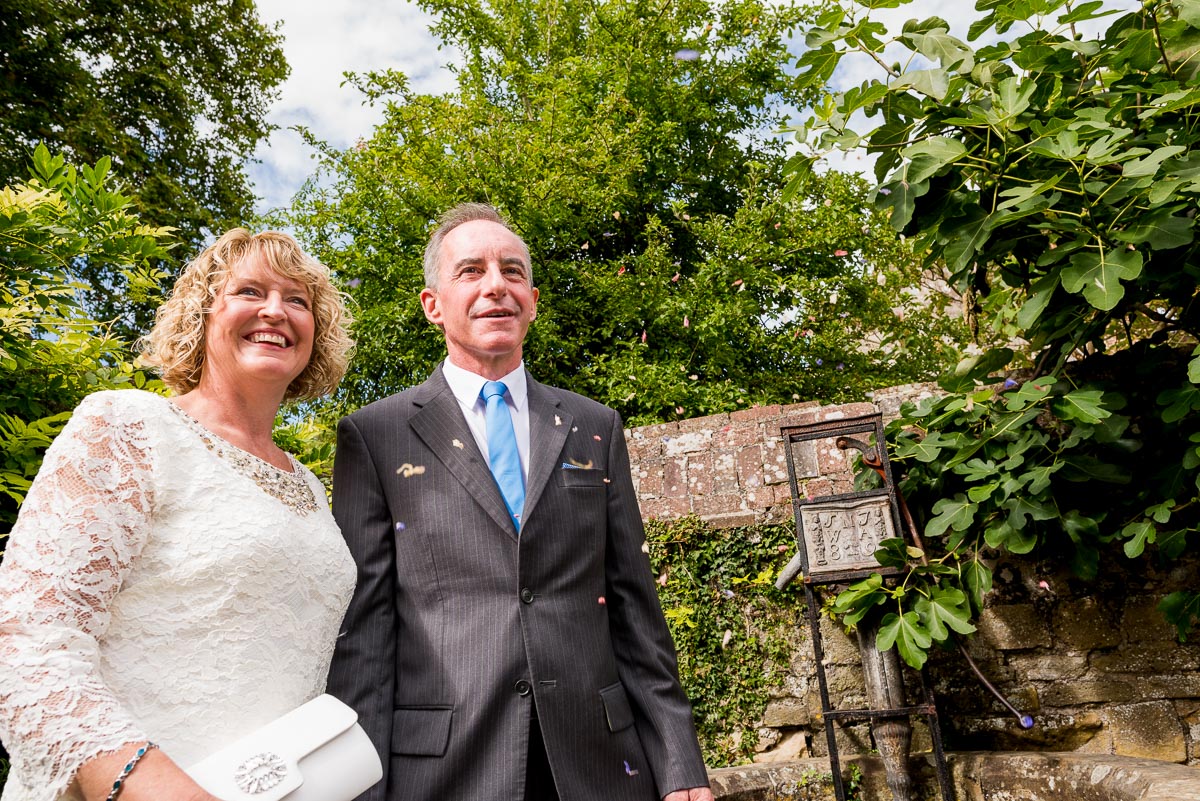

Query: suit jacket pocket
left=392, top=706, right=453, bottom=756
left=599, top=681, right=635, bottom=732
left=558, top=467, right=607, bottom=488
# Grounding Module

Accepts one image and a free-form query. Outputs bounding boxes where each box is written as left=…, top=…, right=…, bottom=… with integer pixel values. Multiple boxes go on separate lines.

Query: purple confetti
left=1004, top=378, right=1019, bottom=389
left=674, top=48, right=700, bottom=61
left=395, top=522, right=406, bottom=532
left=623, top=760, right=640, bottom=776
left=346, top=277, right=362, bottom=288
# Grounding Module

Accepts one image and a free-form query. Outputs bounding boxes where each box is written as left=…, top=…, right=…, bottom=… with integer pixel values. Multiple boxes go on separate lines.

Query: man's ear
left=529, top=286, right=539, bottom=321
left=420, top=287, right=441, bottom=325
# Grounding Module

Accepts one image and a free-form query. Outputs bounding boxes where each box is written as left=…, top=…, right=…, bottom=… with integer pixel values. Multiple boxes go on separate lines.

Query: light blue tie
left=481, top=381, right=525, bottom=531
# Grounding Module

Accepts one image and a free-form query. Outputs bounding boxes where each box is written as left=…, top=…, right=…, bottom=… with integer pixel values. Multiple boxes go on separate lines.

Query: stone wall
left=625, top=383, right=1200, bottom=766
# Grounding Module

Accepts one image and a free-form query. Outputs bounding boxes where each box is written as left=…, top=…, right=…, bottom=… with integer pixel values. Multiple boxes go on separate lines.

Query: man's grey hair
left=422, top=202, right=532, bottom=290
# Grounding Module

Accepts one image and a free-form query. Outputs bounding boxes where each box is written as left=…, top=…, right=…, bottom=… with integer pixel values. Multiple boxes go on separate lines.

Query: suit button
left=520, top=588, right=535, bottom=604
left=515, top=679, right=532, bottom=696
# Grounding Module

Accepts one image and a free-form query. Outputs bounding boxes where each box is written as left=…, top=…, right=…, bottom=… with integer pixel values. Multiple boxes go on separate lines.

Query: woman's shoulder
left=74, top=388, right=170, bottom=418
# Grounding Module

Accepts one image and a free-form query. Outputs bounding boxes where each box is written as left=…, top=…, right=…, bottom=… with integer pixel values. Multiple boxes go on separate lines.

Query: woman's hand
left=75, top=742, right=224, bottom=801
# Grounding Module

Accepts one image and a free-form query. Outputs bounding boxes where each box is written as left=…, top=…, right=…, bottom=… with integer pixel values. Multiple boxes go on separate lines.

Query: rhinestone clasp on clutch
left=234, top=751, right=289, bottom=794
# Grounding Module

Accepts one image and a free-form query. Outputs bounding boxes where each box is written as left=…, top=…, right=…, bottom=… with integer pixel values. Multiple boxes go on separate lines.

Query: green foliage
left=2, top=0, right=289, bottom=332
left=644, top=516, right=798, bottom=766
left=0, top=146, right=172, bottom=530
left=283, top=0, right=970, bottom=425
left=789, top=0, right=1200, bottom=665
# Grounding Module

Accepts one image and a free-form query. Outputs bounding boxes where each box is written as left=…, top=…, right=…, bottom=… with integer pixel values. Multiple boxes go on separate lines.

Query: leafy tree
left=0, top=146, right=174, bottom=531
left=790, top=0, right=1200, bottom=666
left=0, top=0, right=289, bottom=330
left=284, top=0, right=969, bottom=425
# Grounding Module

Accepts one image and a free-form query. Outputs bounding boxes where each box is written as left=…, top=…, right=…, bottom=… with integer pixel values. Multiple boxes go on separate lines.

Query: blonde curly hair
left=138, top=228, right=354, bottom=402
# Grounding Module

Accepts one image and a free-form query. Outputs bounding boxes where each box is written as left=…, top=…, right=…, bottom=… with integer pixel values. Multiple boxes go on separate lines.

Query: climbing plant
left=644, top=516, right=799, bottom=765
left=788, top=0, right=1200, bottom=666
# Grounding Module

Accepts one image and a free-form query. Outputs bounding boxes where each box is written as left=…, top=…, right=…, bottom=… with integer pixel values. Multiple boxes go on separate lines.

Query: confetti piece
left=671, top=272, right=680, bottom=282
left=721, top=589, right=735, bottom=599
left=777, top=544, right=789, bottom=552
left=641, top=330, right=647, bottom=344
left=721, top=629, right=733, bottom=648
left=641, top=541, right=650, bottom=554
left=774, top=222, right=781, bottom=229
left=395, top=522, right=407, bottom=532
left=824, top=198, right=832, bottom=206
left=453, top=439, right=464, bottom=449
left=593, top=434, right=602, bottom=441
left=731, top=279, right=743, bottom=287
left=879, top=187, right=892, bottom=196
left=1038, top=580, right=1051, bottom=590
left=675, top=406, right=684, bottom=414
left=572, top=426, right=578, bottom=432
left=834, top=249, right=848, bottom=257
left=603, top=477, right=611, bottom=483
left=657, top=573, right=668, bottom=587
left=396, top=464, right=426, bottom=477
left=624, top=760, right=640, bottom=776
left=346, top=277, right=362, bottom=288
left=555, top=415, right=563, bottom=426
left=581, top=242, right=589, bottom=250
left=689, top=374, right=698, bottom=380
left=674, top=48, right=700, bottom=61
left=618, top=265, right=626, bottom=275
left=613, top=211, right=621, bottom=219
left=683, top=315, right=690, bottom=327
left=598, top=596, right=606, bottom=605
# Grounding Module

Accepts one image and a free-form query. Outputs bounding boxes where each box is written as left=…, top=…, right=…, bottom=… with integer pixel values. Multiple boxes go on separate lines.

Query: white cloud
left=247, top=0, right=456, bottom=215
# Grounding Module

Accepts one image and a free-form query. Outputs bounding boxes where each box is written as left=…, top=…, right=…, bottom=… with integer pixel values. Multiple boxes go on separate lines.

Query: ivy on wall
left=645, top=516, right=800, bottom=766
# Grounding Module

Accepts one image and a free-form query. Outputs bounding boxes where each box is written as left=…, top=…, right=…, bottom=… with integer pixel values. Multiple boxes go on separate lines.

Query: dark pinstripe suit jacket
left=327, top=366, right=709, bottom=801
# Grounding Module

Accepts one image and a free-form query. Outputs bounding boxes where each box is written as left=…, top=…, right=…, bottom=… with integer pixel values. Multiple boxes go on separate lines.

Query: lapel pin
left=396, top=464, right=426, bottom=477
left=554, top=415, right=562, bottom=426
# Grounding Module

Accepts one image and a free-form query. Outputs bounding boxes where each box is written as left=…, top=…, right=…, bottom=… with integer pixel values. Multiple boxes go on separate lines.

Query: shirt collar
left=442, top=358, right=528, bottom=411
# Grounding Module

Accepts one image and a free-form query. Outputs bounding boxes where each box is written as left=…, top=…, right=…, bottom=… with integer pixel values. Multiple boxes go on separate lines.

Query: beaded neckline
left=165, top=402, right=320, bottom=516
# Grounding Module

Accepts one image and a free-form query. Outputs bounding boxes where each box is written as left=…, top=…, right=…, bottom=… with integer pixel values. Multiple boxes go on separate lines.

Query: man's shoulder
left=343, top=376, right=441, bottom=424
left=533, top=380, right=618, bottom=420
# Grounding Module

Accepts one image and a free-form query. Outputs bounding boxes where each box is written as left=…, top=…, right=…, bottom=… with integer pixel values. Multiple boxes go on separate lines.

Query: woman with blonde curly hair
left=0, top=229, right=367, bottom=801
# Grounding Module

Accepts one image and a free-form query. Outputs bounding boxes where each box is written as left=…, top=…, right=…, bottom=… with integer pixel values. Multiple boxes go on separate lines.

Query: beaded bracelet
left=104, top=741, right=158, bottom=801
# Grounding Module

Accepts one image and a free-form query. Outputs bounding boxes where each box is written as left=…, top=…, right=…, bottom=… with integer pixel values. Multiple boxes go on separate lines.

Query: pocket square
left=562, top=459, right=593, bottom=470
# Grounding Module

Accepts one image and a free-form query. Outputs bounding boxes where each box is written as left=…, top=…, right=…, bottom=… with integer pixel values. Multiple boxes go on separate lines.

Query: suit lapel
left=409, top=368, right=518, bottom=538
left=524, top=374, right=571, bottom=525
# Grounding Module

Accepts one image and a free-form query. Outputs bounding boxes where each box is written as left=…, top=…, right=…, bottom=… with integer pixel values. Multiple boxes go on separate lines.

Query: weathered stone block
left=976, top=604, right=1051, bottom=650
left=1041, top=678, right=1136, bottom=706
left=735, top=444, right=764, bottom=491
left=1108, top=700, right=1188, bottom=763
left=714, top=422, right=763, bottom=449
left=664, top=430, right=711, bottom=455
left=763, top=698, right=815, bottom=728
left=1122, top=597, right=1180, bottom=643
left=1006, top=651, right=1089, bottom=681
left=1052, top=597, right=1120, bottom=650
left=632, top=464, right=663, bottom=499
left=663, top=457, right=687, bottom=498
left=730, top=404, right=782, bottom=422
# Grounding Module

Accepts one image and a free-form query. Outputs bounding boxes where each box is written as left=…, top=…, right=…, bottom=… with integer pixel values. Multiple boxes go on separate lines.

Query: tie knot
left=481, top=380, right=509, bottom=401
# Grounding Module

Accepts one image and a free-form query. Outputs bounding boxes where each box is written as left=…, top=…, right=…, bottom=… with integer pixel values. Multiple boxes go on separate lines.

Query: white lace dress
left=0, top=390, right=357, bottom=801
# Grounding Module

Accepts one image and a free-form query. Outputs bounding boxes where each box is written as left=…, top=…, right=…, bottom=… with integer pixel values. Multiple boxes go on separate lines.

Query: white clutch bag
left=186, top=694, right=383, bottom=801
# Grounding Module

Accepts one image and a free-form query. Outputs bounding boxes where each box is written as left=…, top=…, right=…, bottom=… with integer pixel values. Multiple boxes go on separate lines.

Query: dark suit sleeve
left=602, top=409, right=710, bottom=797
left=326, top=414, right=397, bottom=801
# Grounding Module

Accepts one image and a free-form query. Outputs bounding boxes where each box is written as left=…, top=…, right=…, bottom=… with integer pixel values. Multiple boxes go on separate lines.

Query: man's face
left=420, top=219, right=538, bottom=378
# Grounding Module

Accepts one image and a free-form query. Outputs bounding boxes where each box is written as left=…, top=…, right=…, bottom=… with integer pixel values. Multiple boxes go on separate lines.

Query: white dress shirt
left=441, top=359, right=531, bottom=482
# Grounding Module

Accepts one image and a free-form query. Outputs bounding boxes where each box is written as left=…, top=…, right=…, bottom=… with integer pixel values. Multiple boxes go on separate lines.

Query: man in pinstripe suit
left=327, top=203, right=713, bottom=801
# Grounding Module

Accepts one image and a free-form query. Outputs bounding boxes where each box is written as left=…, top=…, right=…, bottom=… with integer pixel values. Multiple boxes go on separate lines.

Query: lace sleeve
left=0, top=391, right=157, bottom=797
